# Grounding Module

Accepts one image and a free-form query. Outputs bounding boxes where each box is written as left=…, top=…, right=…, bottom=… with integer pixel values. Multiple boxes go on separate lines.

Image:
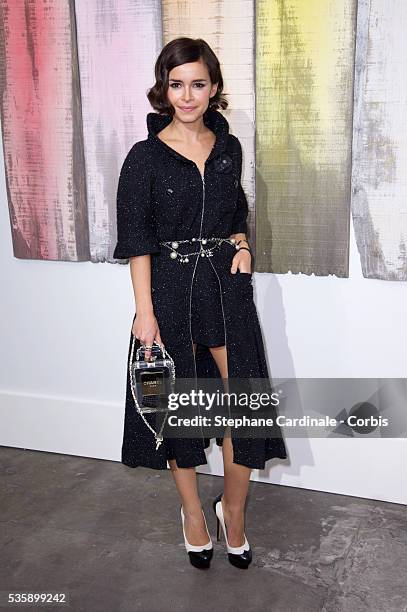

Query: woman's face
left=166, top=59, right=218, bottom=122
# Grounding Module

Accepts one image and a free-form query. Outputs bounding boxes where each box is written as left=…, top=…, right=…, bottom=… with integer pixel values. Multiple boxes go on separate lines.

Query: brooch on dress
left=213, top=153, right=233, bottom=174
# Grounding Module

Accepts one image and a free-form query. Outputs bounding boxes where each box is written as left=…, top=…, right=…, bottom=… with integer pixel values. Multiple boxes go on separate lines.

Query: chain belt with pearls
left=159, top=236, right=237, bottom=264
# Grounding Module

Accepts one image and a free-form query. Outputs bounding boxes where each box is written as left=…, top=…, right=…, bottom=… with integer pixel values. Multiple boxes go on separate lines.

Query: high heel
left=180, top=505, right=213, bottom=569
left=212, top=492, right=252, bottom=569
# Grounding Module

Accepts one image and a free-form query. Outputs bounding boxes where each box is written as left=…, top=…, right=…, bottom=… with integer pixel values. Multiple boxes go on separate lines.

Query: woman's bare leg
left=209, top=344, right=252, bottom=548
left=168, top=341, right=209, bottom=545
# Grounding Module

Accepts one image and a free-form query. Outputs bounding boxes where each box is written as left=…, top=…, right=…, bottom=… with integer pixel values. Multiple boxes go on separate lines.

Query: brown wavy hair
left=147, top=37, right=228, bottom=115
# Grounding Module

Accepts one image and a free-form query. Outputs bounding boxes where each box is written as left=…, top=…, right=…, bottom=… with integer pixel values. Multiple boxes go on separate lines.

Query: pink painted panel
left=0, top=0, right=88, bottom=261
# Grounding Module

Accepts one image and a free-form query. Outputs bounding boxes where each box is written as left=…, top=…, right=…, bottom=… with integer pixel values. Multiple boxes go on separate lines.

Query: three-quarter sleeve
left=113, top=143, right=161, bottom=259
left=230, top=137, right=249, bottom=235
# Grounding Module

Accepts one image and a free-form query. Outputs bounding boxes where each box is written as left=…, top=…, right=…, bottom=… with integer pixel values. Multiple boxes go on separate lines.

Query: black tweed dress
left=113, top=107, right=288, bottom=471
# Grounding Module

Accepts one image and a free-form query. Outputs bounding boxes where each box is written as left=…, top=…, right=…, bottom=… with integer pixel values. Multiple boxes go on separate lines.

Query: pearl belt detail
left=159, top=236, right=237, bottom=264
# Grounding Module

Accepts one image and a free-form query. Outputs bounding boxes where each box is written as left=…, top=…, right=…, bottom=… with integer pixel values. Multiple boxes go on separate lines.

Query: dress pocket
left=230, top=270, right=253, bottom=283
left=228, top=271, right=253, bottom=306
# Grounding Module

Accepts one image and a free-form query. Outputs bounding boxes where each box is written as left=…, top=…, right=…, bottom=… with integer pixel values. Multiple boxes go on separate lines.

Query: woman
left=113, top=37, right=287, bottom=570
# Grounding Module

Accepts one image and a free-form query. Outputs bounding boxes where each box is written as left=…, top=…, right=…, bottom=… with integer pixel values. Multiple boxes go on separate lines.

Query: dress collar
left=147, top=107, right=229, bottom=164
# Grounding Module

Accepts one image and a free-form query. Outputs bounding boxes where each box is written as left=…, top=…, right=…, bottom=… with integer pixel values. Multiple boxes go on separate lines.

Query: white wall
left=1, top=155, right=406, bottom=505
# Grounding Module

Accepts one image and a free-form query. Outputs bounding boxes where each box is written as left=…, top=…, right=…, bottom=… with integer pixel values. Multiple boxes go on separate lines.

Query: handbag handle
left=134, top=338, right=172, bottom=362
left=130, top=335, right=176, bottom=385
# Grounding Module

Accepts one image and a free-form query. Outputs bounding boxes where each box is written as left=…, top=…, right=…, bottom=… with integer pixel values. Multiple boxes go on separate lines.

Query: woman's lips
left=179, top=107, right=196, bottom=112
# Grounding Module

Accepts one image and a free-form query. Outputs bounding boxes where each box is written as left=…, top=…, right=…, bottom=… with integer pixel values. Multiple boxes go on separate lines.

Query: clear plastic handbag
left=128, top=336, right=175, bottom=450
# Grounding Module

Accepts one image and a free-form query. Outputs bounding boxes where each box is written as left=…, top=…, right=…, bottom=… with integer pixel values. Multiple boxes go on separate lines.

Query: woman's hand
left=132, top=310, right=164, bottom=361
left=230, top=248, right=252, bottom=274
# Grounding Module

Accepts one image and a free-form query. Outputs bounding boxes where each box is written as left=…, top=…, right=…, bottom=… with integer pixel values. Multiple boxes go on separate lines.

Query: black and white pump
left=213, top=492, right=252, bottom=569
left=180, top=505, right=213, bottom=569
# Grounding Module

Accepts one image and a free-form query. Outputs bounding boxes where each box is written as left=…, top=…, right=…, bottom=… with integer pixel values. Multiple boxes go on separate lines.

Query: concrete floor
left=0, top=446, right=406, bottom=612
